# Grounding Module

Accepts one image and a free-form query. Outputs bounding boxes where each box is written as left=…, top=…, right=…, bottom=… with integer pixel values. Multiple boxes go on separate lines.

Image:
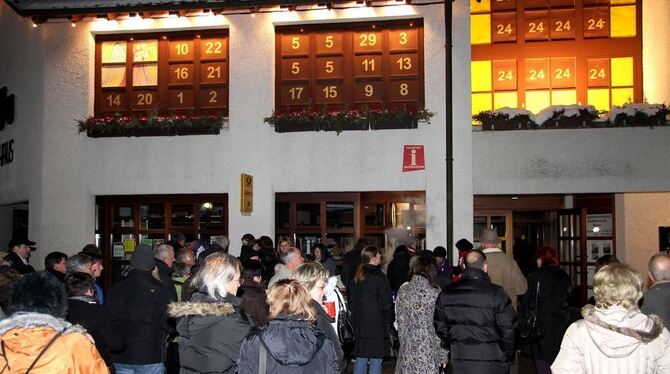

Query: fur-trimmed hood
left=581, top=304, right=664, bottom=358
left=168, top=301, right=236, bottom=318
left=0, top=312, right=86, bottom=336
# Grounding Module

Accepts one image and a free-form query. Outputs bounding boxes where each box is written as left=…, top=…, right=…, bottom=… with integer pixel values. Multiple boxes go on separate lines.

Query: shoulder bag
left=334, top=290, right=355, bottom=346
left=520, top=277, right=545, bottom=344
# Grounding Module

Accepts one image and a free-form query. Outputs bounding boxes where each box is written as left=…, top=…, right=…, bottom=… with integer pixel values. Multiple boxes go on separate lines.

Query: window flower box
left=535, top=105, right=599, bottom=129
left=266, top=107, right=433, bottom=134
left=609, top=103, right=669, bottom=127
left=473, top=108, right=536, bottom=131
left=77, top=114, right=226, bottom=138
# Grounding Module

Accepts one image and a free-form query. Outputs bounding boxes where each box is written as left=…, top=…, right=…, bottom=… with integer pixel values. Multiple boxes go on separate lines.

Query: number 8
left=399, top=83, right=408, bottom=96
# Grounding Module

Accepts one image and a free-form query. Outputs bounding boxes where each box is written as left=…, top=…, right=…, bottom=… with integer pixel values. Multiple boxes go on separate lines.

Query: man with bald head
left=641, top=252, right=670, bottom=328
left=434, top=250, right=517, bottom=374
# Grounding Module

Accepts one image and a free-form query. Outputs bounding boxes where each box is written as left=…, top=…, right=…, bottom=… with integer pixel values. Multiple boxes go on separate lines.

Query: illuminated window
left=275, top=20, right=424, bottom=114
left=471, top=0, right=641, bottom=120
left=95, top=31, right=229, bottom=116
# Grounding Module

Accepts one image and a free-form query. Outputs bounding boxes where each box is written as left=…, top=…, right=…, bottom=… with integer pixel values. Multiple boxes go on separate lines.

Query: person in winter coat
left=521, top=246, right=571, bottom=374
left=395, top=254, right=448, bottom=374
left=237, top=279, right=340, bottom=374
left=433, top=250, right=517, bottom=374
left=386, top=245, right=411, bottom=295
left=65, top=272, right=125, bottom=369
left=237, top=259, right=269, bottom=327
left=313, top=243, right=337, bottom=277
left=168, top=253, right=250, bottom=374
left=291, top=262, right=346, bottom=372
left=552, top=262, right=670, bottom=374
left=479, top=228, right=528, bottom=311
left=341, top=238, right=371, bottom=292
left=349, top=246, right=393, bottom=374
left=0, top=271, right=108, bottom=372
left=106, top=244, right=170, bottom=373
left=641, top=252, right=670, bottom=328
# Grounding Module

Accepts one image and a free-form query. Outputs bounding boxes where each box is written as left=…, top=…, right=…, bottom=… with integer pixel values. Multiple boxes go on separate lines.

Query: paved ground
left=345, top=354, right=537, bottom=373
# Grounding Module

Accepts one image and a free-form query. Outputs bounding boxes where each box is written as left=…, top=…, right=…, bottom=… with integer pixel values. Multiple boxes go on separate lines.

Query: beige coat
left=482, top=248, right=527, bottom=310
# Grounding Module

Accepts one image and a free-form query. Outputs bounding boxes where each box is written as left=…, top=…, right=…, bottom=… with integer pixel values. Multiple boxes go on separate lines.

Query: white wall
left=616, top=192, right=670, bottom=279
left=0, top=1, right=464, bottom=266
left=473, top=127, right=670, bottom=195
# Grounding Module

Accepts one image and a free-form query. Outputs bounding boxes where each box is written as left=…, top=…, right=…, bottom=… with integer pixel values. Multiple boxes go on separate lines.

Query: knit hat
left=455, top=238, right=474, bottom=252
left=130, top=244, right=155, bottom=270
left=433, top=246, right=447, bottom=258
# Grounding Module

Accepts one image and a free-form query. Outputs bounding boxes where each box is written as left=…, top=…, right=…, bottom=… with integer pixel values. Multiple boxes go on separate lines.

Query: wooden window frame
left=95, top=30, right=229, bottom=117
left=274, top=19, right=425, bottom=113
left=471, top=0, right=642, bottom=112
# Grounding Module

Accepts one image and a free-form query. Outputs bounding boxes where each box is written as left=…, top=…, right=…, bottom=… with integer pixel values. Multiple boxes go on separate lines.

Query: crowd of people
left=0, top=230, right=667, bottom=374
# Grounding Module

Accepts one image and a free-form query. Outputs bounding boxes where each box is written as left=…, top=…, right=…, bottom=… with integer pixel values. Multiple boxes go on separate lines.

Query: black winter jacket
left=348, top=264, right=393, bottom=358
left=237, top=315, right=340, bottom=374
left=521, top=265, right=571, bottom=363
left=313, top=300, right=345, bottom=372
left=169, top=292, right=250, bottom=374
left=156, top=259, right=178, bottom=303
left=4, top=252, right=34, bottom=275
left=433, top=268, right=517, bottom=374
left=106, top=269, right=170, bottom=365
left=386, top=254, right=410, bottom=293
left=66, top=297, right=126, bottom=367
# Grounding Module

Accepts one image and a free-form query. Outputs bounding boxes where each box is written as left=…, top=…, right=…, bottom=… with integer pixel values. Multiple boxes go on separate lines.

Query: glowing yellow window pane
left=133, top=40, right=158, bottom=62
left=587, top=89, right=610, bottom=111
left=610, top=0, right=635, bottom=4
left=551, top=90, right=577, bottom=106
left=102, top=66, right=126, bottom=87
left=611, top=57, right=633, bottom=87
left=610, top=6, right=636, bottom=38
left=525, top=91, right=550, bottom=114
left=472, top=93, right=493, bottom=119
left=133, top=64, right=158, bottom=86
left=471, top=14, right=492, bottom=45
left=470, top=0, right=490, bottom=14
left=494, top=92, right=518, bottom=109
left=471, top=60, right=492, bottom=92
left=102, top=41, right=127, bottom=63
left=612, top=88, right=634, bottom=106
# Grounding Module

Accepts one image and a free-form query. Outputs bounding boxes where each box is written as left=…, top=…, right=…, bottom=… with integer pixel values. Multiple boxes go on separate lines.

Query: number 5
left=325, top=35, right=334, bottom=48
left=291, top=37, right=300, bottom=49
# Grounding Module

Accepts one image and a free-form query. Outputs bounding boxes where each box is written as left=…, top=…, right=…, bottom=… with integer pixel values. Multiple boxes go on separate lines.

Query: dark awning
left=4, top=0, right=319, bottom=18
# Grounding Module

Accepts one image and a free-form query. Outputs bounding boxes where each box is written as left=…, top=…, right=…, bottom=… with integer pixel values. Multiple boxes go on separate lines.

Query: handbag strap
left=533, top=277, right=541, bottom=311
left=25, top=326, right=69, bottom=374
left=258, top=341, right=267, bottom=374
left=334, top=289, right=345, bottom=310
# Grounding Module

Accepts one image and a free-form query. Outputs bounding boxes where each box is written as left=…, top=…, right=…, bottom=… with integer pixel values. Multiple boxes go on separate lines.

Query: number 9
left=364, top=84, right=374, bottom=97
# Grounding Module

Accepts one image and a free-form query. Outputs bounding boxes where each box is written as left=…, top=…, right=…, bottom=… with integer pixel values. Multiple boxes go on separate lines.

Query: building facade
left=0, top=0, right=668, bottom=296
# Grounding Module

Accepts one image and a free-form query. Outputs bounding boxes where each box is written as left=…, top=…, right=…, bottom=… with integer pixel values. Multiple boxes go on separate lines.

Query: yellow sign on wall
left=241, top=174, right=253, bottom=214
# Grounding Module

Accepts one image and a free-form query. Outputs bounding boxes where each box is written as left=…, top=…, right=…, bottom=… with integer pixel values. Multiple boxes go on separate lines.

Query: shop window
left=96, top=30, right=229, bottom=117
left=275, top=19, right=424, bottom=114
left=471, top=0, right=641, bottom=119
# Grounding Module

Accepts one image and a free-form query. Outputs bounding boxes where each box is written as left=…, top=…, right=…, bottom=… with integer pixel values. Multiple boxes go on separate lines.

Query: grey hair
left=190, top=252, right=240, bottom=299
left=280, top=247, right=301, bottom=265
left=648, top=253, right=670, bottom=282
left=213, top=235, right=230, bottom=251
left=291, top=262, right=329, bottom=292
left=66, top=253, right=93, bottom=274
left=154, top=244, right=174, bottom=261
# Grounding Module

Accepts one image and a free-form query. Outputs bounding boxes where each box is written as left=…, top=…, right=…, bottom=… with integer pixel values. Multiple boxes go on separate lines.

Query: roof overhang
left=4, top=0, right=327, bottom=19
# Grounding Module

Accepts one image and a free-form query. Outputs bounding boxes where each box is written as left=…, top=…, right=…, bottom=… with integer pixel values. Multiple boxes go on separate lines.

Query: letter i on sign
left=402, top=145, right=425, bottom=172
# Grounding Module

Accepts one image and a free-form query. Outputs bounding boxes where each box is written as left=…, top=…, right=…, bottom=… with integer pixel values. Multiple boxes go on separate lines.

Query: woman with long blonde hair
left=237, top=279, right=340, bottom=374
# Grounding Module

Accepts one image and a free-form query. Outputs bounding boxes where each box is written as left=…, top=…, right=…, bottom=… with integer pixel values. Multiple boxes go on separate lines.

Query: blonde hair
left=191, top=252, right=240, bottom=299
left=291, top=262, right=329, bottom=292
left=267, top=279, right=316, bottom=322
left=594, top=262, right=644, bottom=309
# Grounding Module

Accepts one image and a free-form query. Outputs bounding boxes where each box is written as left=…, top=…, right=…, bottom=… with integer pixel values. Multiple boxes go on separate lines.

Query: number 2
left=208, top=91, right=218, bottom=103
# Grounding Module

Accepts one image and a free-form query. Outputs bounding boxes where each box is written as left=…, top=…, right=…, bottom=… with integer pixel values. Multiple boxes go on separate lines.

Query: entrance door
left=473, top=211, right=512, bottom=253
